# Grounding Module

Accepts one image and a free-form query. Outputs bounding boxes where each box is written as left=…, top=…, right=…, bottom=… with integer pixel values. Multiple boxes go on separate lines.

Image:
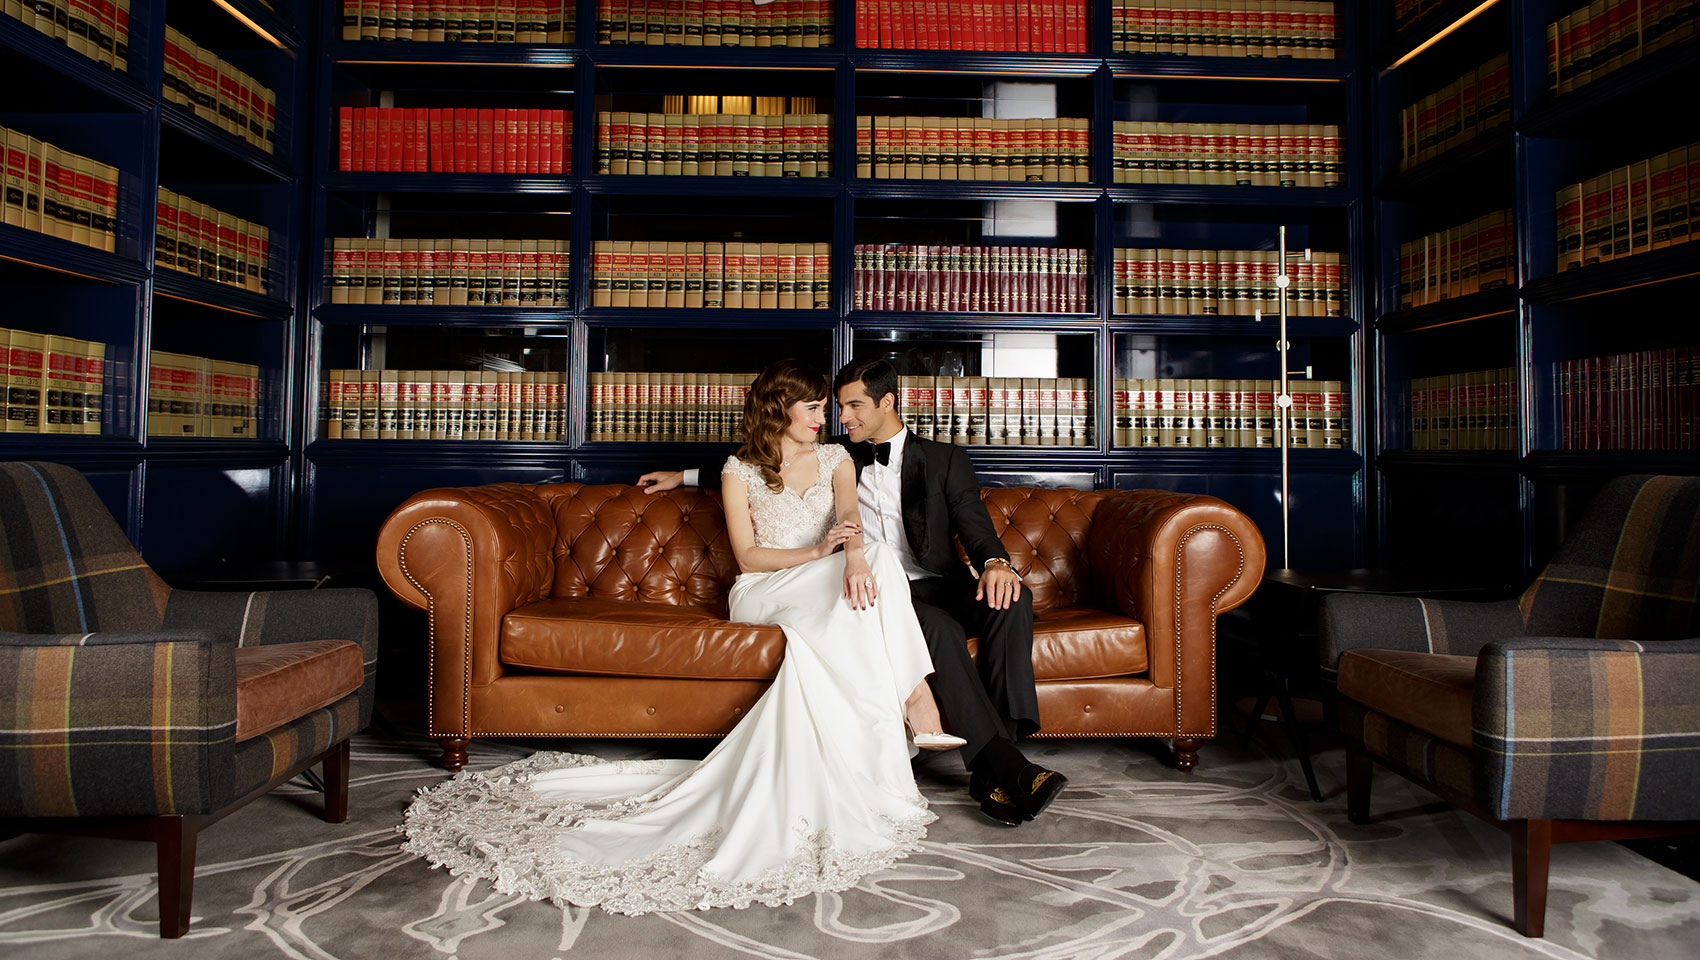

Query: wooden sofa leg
left=1512, top=819, right=1553, bottom=938
left=1346, top=743, right=1372, bottom=824
left=1173, top=739, right=1199, bottom=772
left=155, top=815, right=201, bottom=939
left=439, top=737, right=469, bottom=772
left=323, top=739, right=351, bottom=823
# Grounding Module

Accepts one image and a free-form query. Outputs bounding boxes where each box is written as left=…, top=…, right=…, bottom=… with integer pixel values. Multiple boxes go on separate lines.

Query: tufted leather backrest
left=538, top=484, right=741, bottom=616
left=976, top=488, right=1111, bottom=616
left=534, top=483, right=1111, bottom=619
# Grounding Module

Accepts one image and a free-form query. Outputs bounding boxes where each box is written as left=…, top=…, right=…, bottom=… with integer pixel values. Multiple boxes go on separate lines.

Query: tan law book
left=342, top=368, right=365, bottom=439
left=440, top=370, right=465, bottom=440
left=377, top=369, right=400, bottom=439
left=665, top=240, right=687, bottom=308
left=774, top=242, right=797, bottom=309
left=474, top=371, right=497, bottom=440
left=703, top=241, right=724, bottom=308
left=965, top=376, right=988, bottom=444
left=758, top=242, right=779, bottom=309
left=351, top=369, right=377, bottom=439
left=393, top=370, right=417, bottom=440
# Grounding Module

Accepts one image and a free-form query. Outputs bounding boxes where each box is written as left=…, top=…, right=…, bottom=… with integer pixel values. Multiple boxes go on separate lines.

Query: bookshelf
left=1370, top=0, right=1700, bottom=583
left=0, top=0, right=307, bottom=578
left=296, top=0, right=1369, bottom=571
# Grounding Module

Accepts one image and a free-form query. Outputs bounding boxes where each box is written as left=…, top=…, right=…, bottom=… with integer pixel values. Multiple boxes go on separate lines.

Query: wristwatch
left=983, top=557, right=1019, bottom=580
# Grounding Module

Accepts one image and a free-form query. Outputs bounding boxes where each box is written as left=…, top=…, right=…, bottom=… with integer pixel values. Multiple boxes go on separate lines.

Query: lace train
left=402, top=751, right=935, bottom=915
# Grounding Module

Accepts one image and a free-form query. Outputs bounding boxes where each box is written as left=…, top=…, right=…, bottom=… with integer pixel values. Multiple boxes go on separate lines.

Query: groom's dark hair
left=834, top=358, right=901, bottom=408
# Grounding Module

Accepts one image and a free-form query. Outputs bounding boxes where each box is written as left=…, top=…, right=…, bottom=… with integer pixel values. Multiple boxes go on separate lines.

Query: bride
left=402, top=358, right=964, bottom=915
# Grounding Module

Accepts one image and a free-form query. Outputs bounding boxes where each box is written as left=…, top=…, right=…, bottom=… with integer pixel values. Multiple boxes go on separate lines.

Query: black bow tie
left=869, top=441, right=892, bottom=466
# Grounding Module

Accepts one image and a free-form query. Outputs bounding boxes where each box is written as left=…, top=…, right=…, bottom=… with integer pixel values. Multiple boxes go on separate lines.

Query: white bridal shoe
left=908, top=725, right=968, bottom=751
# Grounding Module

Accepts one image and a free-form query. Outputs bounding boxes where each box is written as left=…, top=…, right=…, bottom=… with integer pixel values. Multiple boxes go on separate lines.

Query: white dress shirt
left=857, top=428, right=928, bottom=580
left=688, top=432, right=927, bottom=579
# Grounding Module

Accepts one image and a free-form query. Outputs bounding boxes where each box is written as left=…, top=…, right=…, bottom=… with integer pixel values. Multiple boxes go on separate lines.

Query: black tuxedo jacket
left=702, top=432, right=1010, bottom=579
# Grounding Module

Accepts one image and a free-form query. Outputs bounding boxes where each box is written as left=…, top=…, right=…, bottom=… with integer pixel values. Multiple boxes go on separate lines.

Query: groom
left=638, top=357, right=1067, bottom=826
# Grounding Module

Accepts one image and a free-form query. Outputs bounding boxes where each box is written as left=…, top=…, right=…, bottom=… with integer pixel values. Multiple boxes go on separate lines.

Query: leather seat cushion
left=966, top=605, right=1147, bottom=681
left=1338, top=649, right=1477, bottom=749
left=502, top=598, right=786, bottom=680
left=233, top=640, right=365, bottom=743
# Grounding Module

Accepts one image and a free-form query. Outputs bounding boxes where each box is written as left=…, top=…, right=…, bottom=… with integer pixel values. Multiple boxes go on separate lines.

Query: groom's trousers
left=908, top=571, right=1041, bottom=769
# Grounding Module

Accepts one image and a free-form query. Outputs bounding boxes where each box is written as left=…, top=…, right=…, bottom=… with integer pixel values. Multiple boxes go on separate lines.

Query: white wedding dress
left=402, top=443, right=938, bottom=915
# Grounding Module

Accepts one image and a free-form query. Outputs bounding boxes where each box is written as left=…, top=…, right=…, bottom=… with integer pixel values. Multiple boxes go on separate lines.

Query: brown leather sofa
left=376, top=483, right=1265, bottom=772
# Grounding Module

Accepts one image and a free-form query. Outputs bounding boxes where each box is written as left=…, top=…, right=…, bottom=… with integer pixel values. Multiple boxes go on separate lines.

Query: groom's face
left=836, top=380, right=899, bottom=444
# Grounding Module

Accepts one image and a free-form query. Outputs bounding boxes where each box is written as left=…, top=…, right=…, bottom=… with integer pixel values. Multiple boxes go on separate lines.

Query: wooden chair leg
left=439, top=737, right=469, bottom=772
left=154, top=815, right=200, bottom=939
left=1511, top=819, right=1552, bottom=938
left=323, top=739, right=351, bottom=823
left=1346, top=742, right=1372, bottom=824
left=1172, top=738, right=1200, bottom=772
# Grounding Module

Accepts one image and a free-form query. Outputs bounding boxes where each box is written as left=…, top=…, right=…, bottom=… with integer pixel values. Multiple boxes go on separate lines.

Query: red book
left=857, top=0, right=869, bottom=46
left=877, top=0, right=891, bottom=46
left=415, top=108, right=430, bottom=172
left=429, top=108, right=444, bottom=172
left=362, top=107, right=379, bottom=171
left=549, top=109, right=566, bottom=173
left=1015, top=0, right=1030, bottom=51
left=526, top=108, right=542, bottom=174
left=401, top=109, right=417, bottom=172
left=388, top=108, right=405, bottom=170
left=453, top=108, right=469, bottom=173
left=491, top=109, right=508, bottom=173
left=1040, top=0, right=1057, bottom=52
left=338, top=107, right=354, bottom=170
left=997, top=0, right=1014, bottom=50
left=477, top=109, right=495, bottom=173
left=1066, top=0, right=1084, bottom=52
left=350, top=109, right=365, bottom=171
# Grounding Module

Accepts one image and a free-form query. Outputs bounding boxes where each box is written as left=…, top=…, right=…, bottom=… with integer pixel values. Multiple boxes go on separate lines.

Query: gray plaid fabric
left=1320, top=594, right=1523, bottom=676
left=1474, top=637, right=1700, bottom=822
left=0, top=629, right=237, bottom=818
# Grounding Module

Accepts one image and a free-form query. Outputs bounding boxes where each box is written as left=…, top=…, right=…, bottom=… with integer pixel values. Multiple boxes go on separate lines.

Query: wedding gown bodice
left=723, top=444, right=850, bottom=551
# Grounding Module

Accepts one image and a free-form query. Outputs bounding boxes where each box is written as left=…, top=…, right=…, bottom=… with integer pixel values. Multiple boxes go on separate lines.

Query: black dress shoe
left=1008, top=763, right=1067, bottom=820
left=968, top=768, right=1026, bottom=826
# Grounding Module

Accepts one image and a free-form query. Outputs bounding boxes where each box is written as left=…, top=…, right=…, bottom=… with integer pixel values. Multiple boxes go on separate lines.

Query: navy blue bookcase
left=2, top=1, right=1373, bottom=577
left=1370, top=0, right=1700, bottom=584
left=0, top=0, right=308, bottom=578
left=298, top=0, right=1370, bottom=573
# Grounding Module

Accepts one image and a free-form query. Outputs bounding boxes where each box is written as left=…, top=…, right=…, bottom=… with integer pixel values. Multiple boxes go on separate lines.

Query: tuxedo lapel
left=900, top=436, right=929, bottom=558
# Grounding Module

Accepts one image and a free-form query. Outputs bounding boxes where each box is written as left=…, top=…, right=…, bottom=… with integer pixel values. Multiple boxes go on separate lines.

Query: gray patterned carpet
left=3, top=721, right=1696, bottom=959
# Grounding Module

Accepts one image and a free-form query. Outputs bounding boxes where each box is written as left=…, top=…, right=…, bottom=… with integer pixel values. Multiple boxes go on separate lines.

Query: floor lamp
left=1255, top=226, right=1311, bottom=572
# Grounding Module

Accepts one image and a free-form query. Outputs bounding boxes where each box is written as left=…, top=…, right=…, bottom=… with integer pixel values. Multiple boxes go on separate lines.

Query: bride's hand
left=819, top=521, right=860, bottom=558
left=843, top=558, right=878, bottom=610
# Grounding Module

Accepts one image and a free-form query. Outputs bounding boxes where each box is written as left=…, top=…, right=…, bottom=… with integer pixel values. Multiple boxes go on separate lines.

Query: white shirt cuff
left=684, top=468, right=700, bottom=487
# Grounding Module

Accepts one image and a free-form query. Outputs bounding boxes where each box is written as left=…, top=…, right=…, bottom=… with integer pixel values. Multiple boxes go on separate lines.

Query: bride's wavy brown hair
left=735, top=358, right=830, bottom=492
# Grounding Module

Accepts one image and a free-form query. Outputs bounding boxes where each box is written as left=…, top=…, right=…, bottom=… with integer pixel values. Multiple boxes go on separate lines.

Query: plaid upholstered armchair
left=0, top=462, right=379, bottom=937
left=1322, top=474, right=1700, bottom=938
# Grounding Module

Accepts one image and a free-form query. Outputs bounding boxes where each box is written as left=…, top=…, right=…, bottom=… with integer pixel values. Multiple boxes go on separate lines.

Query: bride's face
left=783, top=398, right=827, bottom=446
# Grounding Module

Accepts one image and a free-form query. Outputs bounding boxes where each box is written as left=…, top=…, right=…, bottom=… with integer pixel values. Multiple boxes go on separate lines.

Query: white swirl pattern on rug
left=0, top=733, right=1694, bottom=959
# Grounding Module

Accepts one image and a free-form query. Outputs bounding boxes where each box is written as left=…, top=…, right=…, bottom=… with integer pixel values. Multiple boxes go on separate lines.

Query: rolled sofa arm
left=1473, top=636, right=1700, bottom=822
left=376, top=484, right=559, bottom=738
left=0, top=629, right=237, bottom=818
left=1087, top=490, right=1266, bottom=733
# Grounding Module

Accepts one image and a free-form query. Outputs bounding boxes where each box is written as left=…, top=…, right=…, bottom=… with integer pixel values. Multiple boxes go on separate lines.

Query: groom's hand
left=636, top=470, right=683, bottom=494
left=976, top=567, right=1022, bottom=610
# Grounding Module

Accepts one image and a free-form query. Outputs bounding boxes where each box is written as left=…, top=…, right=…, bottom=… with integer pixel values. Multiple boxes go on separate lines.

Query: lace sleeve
left=720, top=455, right=750, bottom=485
left=818, top=444, right=851, bottom=475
